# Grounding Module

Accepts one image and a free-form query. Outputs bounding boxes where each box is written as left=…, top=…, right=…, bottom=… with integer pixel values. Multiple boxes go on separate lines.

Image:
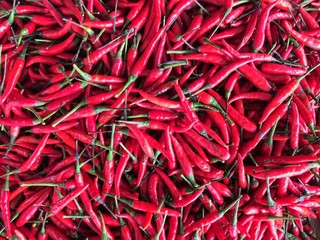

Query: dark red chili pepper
left=45, top=224, right=69, bottom=240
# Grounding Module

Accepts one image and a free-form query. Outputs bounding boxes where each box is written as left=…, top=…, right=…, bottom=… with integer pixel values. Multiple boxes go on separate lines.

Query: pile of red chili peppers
left=0, top=0, right=320, bottom=239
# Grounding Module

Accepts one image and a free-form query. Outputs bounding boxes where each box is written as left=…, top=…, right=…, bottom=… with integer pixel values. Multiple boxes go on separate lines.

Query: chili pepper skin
left=18, top=133, right=50, bottom=173
left=45, top=224, right=69, bottom=240
left=38, top=33, right=76, bottom=56
left=261, top=63, right=307, bottom=76
left=0, top=7, right=14, bottom=39
left=50, top=185, right=88, bottom=215
left=251, top=162, right=320, bottom=180
left=174, top=188, right=204, bottom=208
left=0, top=47, right=27, bottom=104
left=259, top=77, right=300, bottom=124
left=198, top=90, right=257, bottom=133
left=16, top=190, right=50, bottom=227
left=0, top=173, right=11, bottom=238
left=181, top=198, right=240, bottom=238
left=252, top=1, right=278, bottom=52
left=282, top=20, right=320, bottom=50
left=118, top=197, right=180, bottom=217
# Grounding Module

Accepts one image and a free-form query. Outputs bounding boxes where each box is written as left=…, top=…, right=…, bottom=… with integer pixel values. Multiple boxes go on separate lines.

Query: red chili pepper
left=42, top=0, right=64, bottom=27
left=259, top=62, right=320, bottom=124
left=37, top=33, right=76, bottom=56
left=0, top=171, right=11, bottom=238
left=45, top=224, right=69, bottom=240
left=282, top=19, right=320, bottom=50
left=0, top=6, right=14, bottom=39
left=293, top=96, right=316, bottom=135
left=49, top=185, right=88, bottom=215
left=252, top=1, right=278, bottom=51
left=0, top=46, right=27, bottom=104
left=117, top=197, right=180, bottom=217
left=114, top=140, right=134, bottom=197
left=15, top=189, right=50, bottom=227
left=182, top=198, right=240, bottom=237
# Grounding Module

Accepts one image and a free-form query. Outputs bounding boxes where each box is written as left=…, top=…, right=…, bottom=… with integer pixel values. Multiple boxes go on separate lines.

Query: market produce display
left=0, top=0, right=320, bottom=239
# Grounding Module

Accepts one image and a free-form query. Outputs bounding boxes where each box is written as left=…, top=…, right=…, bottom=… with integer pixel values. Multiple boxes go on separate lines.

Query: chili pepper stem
left=116, top=75, right=137, bottom=97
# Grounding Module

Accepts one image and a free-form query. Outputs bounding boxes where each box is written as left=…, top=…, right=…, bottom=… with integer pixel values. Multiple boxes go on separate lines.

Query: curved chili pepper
left=282, top=20, right=320, bottom=50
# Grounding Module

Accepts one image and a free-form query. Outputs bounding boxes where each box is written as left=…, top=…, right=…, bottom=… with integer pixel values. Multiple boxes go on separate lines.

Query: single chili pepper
left=17, top=21, right=36, bottom=46
left=174, top=188, right=204, bottom=208
left=298, top=6, right=318, bottom=30
left=35, top=81, right=87, bottom=102
left=83, top=18, right=125, bottom=29
left=37, top=33, right=76, bottom=56
left=148, top=172, right=160, bottom=205
left=0, top=6, right=15, bottom=39
left=74, top=64, right=125, bottom=84
left=239, top=64, right=272, bottom=92
left=0, top=46, right=27, bottom=104
left=0, top=171, right=11, bottom=238
left=289, top=101, right=299, bottom=150
left=17, top=133, right=50, bottom=172
left=117, top=197, right=180, bottom=217
left=259, top=62, right=320, bottom=124
left=29, top=122, right=78, bottom=134
left=237, top=8, right=260, bottom=50
left=114, top=140, right=134, bottom=197
left=252, top=1, right=278, bottom=52
left=49, top=185, right=88, bottom=215
left=61, top=0, right=83, bottom=23
left=261, top=63, right=307, bottom=76
left=198, top=54, right=274, bottom=94
left=40, top=19, right=72, bottom=40
left=0, top=117, right=42, bottom=127
left=15, top=189, right=50, bottom=227
left=177, top=53, right=226, bottom=65
left=224, top=71, right=240, bottom=101
left=230, top=92, right=273, bottom=104
left=251, top=161, right=320, bottom=180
